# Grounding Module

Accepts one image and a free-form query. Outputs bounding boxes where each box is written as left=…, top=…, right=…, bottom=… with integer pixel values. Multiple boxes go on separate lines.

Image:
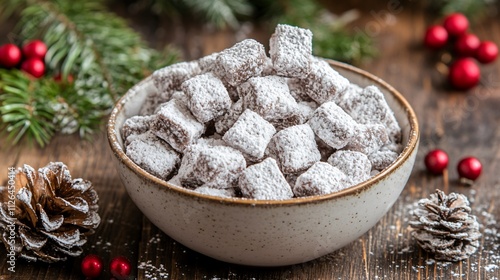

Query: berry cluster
left=81, top=254, right=132, bottom=279
left=424, top=13, right=498, bottom=90
left=0, top=40, right=47, bottom=78
left=424, top=149, right=482, bottom=184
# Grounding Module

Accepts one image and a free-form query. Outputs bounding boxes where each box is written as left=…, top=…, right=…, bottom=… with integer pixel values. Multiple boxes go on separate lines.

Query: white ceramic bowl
left=107, top=60, right=419, bottom=266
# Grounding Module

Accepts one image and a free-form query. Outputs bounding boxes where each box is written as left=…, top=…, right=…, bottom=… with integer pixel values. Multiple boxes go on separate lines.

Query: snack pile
left=121, top=24, right=402, bottom=200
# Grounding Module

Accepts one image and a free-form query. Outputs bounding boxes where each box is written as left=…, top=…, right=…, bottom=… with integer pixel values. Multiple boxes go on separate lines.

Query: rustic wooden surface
left=1, top=1, right=500, bottom=279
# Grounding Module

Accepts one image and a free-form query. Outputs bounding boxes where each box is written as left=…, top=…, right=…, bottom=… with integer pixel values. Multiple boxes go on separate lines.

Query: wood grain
left=1, top=1, right=500, bottom=279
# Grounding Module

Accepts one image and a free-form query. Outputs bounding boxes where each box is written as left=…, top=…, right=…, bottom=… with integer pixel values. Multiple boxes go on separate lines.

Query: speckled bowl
left=107, top=60, right=419, bottom=267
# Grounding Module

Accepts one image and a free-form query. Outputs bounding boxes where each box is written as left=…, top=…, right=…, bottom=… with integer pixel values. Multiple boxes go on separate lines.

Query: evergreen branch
left=0, top=0, right=178, bottom=146
left=427, top=0, right=497, bottom=19
left=0, top=70, right=55, bottom=147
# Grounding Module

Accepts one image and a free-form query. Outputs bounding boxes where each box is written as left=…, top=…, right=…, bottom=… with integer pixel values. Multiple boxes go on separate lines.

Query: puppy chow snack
left=121, top=115, right=154, bottom=146
left=151, top=99, right=205, bottom=152
left=341, top=85, right=401, bottom=142
left=238, top=158, right=293, bottom=200
left=299, top=58, right=349, bottom=104
left=153, top=61, right=201, bottom=94
left=287, top=78, right=314, bottom=102
left=122, top=24, right=404, bottom=200
left=214, top=39, right=267, bottom=86
left=293, top=162, right=348, bottom=197
left=126, top=131, right=180, bottom=180
left=197, top=52, right=219, bottom=72
left=193, top=186, right=236, bottom=198
left=176, top=143, right=246, bottom=189
left=214, top=99, right=244, bottom=135
left=344, top=124, right=390, bottom=155
left=327, top=150, right=371, bottom=185
left=267, top=124, right=321, bottom=174
left=182, top=72, right=232, bottom=123
left=269, top=24, right=313, bottom=78
left=239, top=75, right=298, bottom=121
left=368, top=149, right=399, bottom=171
left=223, top=109, right=276, bottom=160
left=308, top=101, right=357, bottom=149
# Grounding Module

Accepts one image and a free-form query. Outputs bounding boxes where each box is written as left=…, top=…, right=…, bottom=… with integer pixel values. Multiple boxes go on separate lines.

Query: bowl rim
left=107, top=59, right=420, bottom=206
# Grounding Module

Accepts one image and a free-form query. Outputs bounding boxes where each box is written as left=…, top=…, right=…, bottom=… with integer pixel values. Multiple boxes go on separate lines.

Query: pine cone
left=409, top=189, right=481, bottom=262
left=0, top=162, right=100, bottom=262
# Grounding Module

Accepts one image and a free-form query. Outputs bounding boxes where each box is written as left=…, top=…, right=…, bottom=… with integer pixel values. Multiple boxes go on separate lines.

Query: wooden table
left=1, top=2, right=500, bottom=279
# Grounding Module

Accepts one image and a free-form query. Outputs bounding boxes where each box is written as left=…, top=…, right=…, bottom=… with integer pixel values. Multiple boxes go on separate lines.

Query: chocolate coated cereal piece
left=299, top=58, right=349, bottom=104
left=308, top=101, right=357, bottom=149
left=125, top=131, right=180, bottom=180
left=341, top=85, right=401, bottom=142
left=197, top=52, right=219, bottom=73
left=344, top=124, right=390, bottom=155
left=267, top=124, right=321, bottom=174
left=327, top=150, right=371, bottom=185
left=293, top=162, right=348, bottom=197
left=214, top=39, right=267, bottom=86
left=368, top=149, right=399, bottom=171
left=176, top=143, right=246, bottom=189
left=214, top=99, right=244, bottom=135
left=239, top=158, right=293, bottom=200
left=223, top=109, right=276, bottom=160
left=193, top=186, right=236, bottom=198
left=269, top=24, right=313, bottom=78
left=121, top=115, right=154, bottom=146
left=239, top=75, right=298, bottom=121
left=153, top=61, right=201, bottom=93
left=182, top=73, right=232, bottom=123
left=151, top=100, right=205, bottom=152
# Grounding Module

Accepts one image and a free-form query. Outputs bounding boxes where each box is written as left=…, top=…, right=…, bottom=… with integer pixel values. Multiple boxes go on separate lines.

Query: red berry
left=476, top=41, right=498, bottom=64
left=21, top=57, right=45, bottom=78
left=0, top=43, right=22, bottom=68
left=448, top=58, right=480, bottom=90
left=81, top=254, right=103, bottom=278
left=424, top=149, right=449, bottom=175
left=110, top=256, right=132, bottom=279
left=454, top=33, right=480, bottom=57
left=443, top=13, right=469, bottom=37
left=22, top=40, right=47, bottom=60
left=457, top=157, right=482, bottom=180
left=424, top=25, right=449, bottom=49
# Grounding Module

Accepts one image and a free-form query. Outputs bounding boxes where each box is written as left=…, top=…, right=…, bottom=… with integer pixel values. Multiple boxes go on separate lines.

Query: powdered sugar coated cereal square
left=176, top=143, right=246, bottom=189
left=223, top=109, right=276, bottom=160
left=269, top=24, right=313, bottom=78
left=151, top=100, right=205, bottom=152
left=126, top=131, right=180, bottom=180
left=299, top=58, right=349, bottom=103
left=239, top=75, right=298, bottom=121
left=308, top=101, right=357, bottom=149
left=341, top=85, right=401, bottom=142
left=267, top=124, right=321, bottom=174
left=121, top=115, right=154, bottom=146
left=293, top=162, right=348, bottom=197
left=182, top=72, right=232, bottom=123
left=239, top=158, right=293, bottom=200
left=344, top=124, right=390, bottom=155
left=327, top=150, right=371, bottom=185
left=214, top=39, right=267, bottom=86
left=153, top=61, right=201, bottom=94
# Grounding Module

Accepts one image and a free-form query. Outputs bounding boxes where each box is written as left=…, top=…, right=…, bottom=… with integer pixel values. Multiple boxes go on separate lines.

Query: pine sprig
left=0, top=0, right=178, bottom=146
left=0, top=70, right=55, bottom=146
left=428, top=0, right=497, bottom=19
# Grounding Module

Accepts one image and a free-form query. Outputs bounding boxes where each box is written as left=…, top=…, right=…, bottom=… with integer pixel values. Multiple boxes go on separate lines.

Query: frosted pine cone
left=0, top=162, right=100, bottom=262
left=409, top=189, right=481, bottom=262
